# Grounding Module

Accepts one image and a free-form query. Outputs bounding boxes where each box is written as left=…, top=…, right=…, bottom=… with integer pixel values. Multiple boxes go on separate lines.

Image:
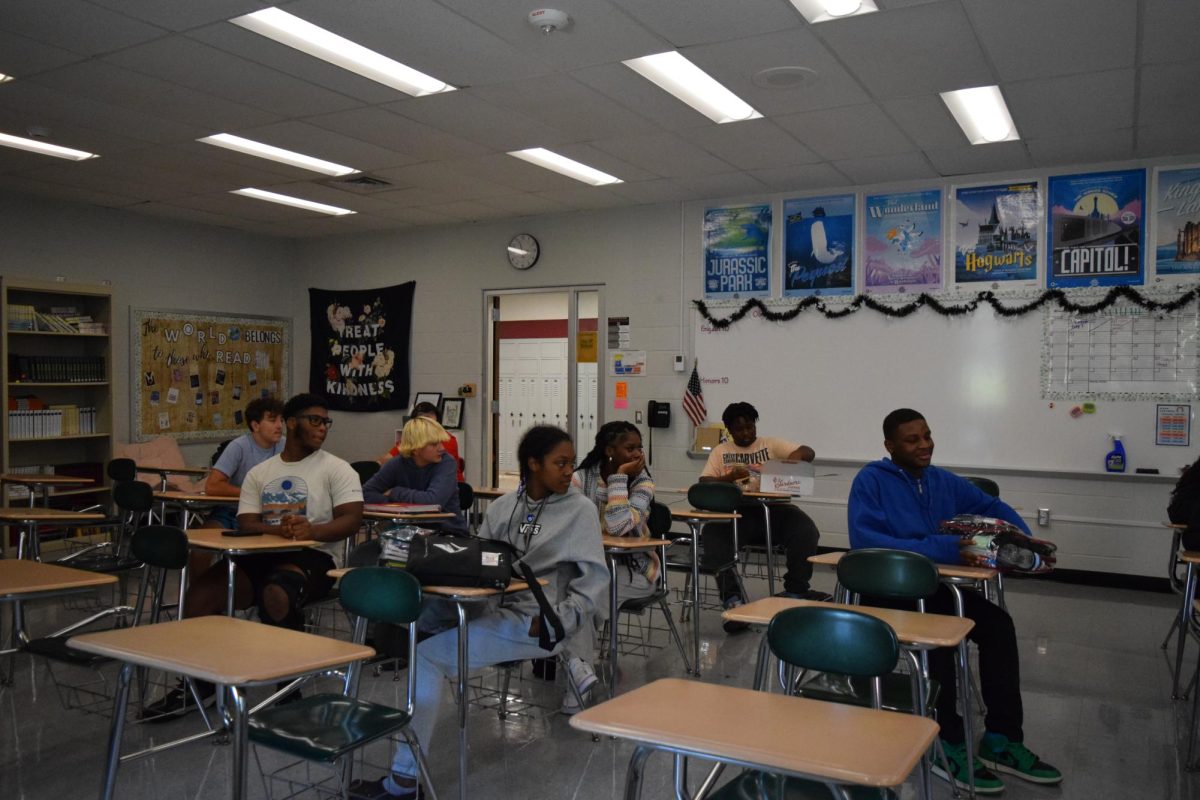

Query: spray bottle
left=1105, top=434, right=1126, bottom=473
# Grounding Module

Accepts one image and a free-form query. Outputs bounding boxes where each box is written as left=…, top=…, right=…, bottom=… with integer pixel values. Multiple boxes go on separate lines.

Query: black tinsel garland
left=694, top=285, right=1200, bottom=329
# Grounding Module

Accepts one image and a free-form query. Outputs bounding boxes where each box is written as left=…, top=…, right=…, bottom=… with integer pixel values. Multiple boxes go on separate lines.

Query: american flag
left=682, top=362, right=706, bottom=427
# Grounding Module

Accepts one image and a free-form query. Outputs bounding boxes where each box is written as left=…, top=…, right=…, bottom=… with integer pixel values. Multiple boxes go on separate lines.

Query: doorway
left=483, top=286, right=603, bottom=489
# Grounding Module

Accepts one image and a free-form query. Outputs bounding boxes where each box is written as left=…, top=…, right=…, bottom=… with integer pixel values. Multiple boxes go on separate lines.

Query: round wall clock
left=507, top=233, right=540, bottom=270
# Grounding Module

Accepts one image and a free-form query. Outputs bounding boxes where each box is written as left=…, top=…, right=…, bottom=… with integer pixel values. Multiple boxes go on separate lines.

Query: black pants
left=864, top=584, right=1024, bottom=744
left=233, top=549, right=336, bottom=630
left=700, top=503, right=820, bottom=600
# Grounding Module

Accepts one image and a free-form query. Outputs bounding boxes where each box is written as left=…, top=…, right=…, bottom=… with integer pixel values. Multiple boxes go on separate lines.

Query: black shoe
left=141, top=680, right=215, bottom=722
left=775, top=589, right=834, bottom=602
left=721, top=596, right=750, bottom=634
left=348, top=776, right=422, bottom=799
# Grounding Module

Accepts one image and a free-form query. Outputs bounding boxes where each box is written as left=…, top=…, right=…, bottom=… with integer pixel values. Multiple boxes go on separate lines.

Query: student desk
left=0, top=559, right=118, bottom=684
left=363, top=509, right=456, bottom=524
left=70, top=615, right=373, bottom=800
left=1170, top=549, right=1200, bottom=699
left=601, top=535, right=677, bottom=696
left=467, top=487, right=506, bottom=532
left=809, top=550, right=1004, bottom=608
left=569, top=677, right=938, bottom=800
left=152, top=490, right=237, bottom=535
left=740, top=490, right=793, bottom=596
left=185, top=528, right=320, bottom=617
left=139, top=464, right=209, bottom=491
left=670, top=508, right=741, bottom=678
left=1, top=473, right=95, bottom=507
left=0, top=506, right=107, bottom=561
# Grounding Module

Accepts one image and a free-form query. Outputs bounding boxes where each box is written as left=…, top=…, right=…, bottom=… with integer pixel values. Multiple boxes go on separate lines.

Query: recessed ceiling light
left=0, top=131, right=98, bottom=161
left=0, top=73, right=13, bottom=85
left=199, top=133, right=357, bottom=176
left=508, top=148, right=623, bottom=186
left=940, top=85, right=1019, bottom=145
left=231, top=187, right=356, bottom=216
left=623, top=51, right=761, bottom=124
left=789, top=0, right=879, bottom=23
left=230, top=7, right=455, bottom=96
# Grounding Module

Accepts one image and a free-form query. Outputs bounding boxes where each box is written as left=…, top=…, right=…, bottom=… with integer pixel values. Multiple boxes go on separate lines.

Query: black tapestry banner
left=308, top=281, right=414, bottom=412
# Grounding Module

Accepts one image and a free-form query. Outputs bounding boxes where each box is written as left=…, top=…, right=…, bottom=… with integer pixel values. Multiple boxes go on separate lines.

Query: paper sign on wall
left=610, top=350, right=646, bottom=376
left=1157, top=404, right=1191, bottom=446
left=614, top=381, right=628, bottom=410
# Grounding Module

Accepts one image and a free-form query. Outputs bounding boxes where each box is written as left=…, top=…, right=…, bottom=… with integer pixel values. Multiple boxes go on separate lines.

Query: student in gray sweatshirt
left=358, top=425, right=608, bottom=800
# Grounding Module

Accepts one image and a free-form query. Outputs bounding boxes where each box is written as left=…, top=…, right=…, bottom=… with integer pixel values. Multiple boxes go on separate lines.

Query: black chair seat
left=249, top=693, right=412, bottom=762
left=57, top=553, right=143, bottom=573
left=25, top=635, right=111, bottom=666
left=617, top=588, right=671, bottom=615
left=708, top=770, right=896, bottom=800
left=797, top=673, right=939, bottom=714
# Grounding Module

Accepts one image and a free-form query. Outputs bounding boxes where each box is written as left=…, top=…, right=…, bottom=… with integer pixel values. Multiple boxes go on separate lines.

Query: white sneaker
left=560, top=690, right=585, bottom=715
left=566, top=656, right=598, bottom=697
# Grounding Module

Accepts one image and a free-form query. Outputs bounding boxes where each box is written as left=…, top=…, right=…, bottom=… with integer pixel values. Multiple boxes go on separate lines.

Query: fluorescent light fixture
left=0, top=73, right=13, bottom=85
left=508, top=148, right=623, bottom=186
left=199, top=133, right=357, bottom=176
left=789, top=0, right=879, bottom=23
left=0, top=131, right=98, bottom=161
left=231, top=187, right=356, bottom=216
left=231, top=7, right=455, bottom=96
left=623, top=51, right=761, bottom=124
left=940, top=85, right=1019, bottom=144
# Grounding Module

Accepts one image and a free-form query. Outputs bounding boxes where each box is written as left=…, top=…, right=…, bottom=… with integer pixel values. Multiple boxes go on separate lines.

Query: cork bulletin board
left=131, top=308, right=291, bottom=442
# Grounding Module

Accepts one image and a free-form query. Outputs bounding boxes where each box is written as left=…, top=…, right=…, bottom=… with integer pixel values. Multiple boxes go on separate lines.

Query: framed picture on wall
left=413, top=391, right=442, bottom=410
left=441, top=397, right=464, bottom=430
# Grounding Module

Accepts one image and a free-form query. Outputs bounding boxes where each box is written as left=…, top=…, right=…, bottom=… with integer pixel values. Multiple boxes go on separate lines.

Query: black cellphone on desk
left=220, top=529, right=258, bottom=537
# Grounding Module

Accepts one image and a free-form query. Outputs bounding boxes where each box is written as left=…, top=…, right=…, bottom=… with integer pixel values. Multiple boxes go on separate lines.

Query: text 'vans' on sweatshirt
left=847, top=458, right=1030, bottom=565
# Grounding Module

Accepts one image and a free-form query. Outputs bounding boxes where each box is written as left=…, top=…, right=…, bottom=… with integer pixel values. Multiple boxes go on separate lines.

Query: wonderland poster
left=1047, top=169, right=1145, bottom=288
left=1154, top=165, right=1200, bottom=279
left=782, top=194, right=854, bottom=297
left=864, top=189, right=943, bottom=293
left=953, top=183, right=1039, bottom=284
left=308, top=281, right=414, bottom=412
left=703, top=204, right=771, bottom=299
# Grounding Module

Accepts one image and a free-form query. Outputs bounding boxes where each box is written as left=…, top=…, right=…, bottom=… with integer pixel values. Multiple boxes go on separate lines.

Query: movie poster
left=1153, top=165, right=1200, bottom=281
left=782, top=194, right=854, bottom=297
left=308, top=282, right=414, bottom=412
left=863, top=189, right=942, bottom=293
left=953, top=182, right=1039, bottom=285
left=703, top=204, right=771, bottom=299
left=1047, top=169, right=1145, bottom=288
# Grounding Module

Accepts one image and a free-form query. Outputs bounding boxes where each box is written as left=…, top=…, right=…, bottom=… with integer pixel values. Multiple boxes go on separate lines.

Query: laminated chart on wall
left=1042, top=301, right=1200, bottom=400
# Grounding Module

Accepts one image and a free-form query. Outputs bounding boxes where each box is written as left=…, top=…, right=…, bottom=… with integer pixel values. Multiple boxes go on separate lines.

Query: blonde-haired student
left=364, top=416, right=466, bottom=530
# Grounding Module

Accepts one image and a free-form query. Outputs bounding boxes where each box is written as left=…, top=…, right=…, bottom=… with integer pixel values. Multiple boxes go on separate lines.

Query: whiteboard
left=694, top=301, right=1198, bottom=473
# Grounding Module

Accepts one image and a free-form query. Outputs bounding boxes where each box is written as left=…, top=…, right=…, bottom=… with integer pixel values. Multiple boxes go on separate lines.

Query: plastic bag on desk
left=378, top=525, right=431, bottom=568
left=938, top=515, right=1057, bottom=574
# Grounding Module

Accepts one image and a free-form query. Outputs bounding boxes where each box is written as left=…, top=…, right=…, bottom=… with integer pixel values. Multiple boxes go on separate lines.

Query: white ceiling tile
left=0, top=31, right=85, bottom=76
left=605, top=179, right=693, bottom=204
left=831, top=152, right=937, bottom=184
left=609, top=0, right=803, bottom=47
left=367, top=162, right=516, bottom=200
left=1136, top=126, right=1200, bottom=160
left=748, top=162, right=852, bottom=192
left=13, top=158, right=220, bottom=202
left=165, top=190, right=333, bottom=222
left=244, top=212, right=401, bottom=238
left=534, top=186, right=627, bottom=211
left=469, top=77, right=660, bottom=140
left=481, top=193, right=569, bottom=217
left=0, top=81, right=206, bottom=145
left=816, top=2, right=994, bottom=97
left=131, top=142, right=313, bottom=185
left=86, top=0, right=270, bottom=32
left=673, top=172, right=771, bottom=199
left=570, top=63, right=711, bottom=132
left=923, top=142, right=1033, bottom=177
left=589, top=132, right=736, bottom=178
left=1141, top=0, right=1200, bottom=65
left=1005, top=70, right=1136, bottom=140
left=962, top=0, right=1136, bottom=82
left=0, top=173, right=140, bottom=206
left=546, top=143, right=659, bottom=183
left=384, top=90, right=571, bottom=152
left=775, top=104, right=914, bottom=160
left=421, top=199, right=515, bottom=222
left=1139, top=62, right=1200, bottom=129
left=233, top=120, right=416, bottom=172
left=682, top=28, right=872, bottom=116
left=304, top=107, right=490, bottom=162
left=0, top=0, right=167, bottom=56
left=677, top=120, right=820, bottom=171
left=122, top=200, right=250, bottom=229
left=455, top=153, right=592, bottom=193
left=880, top=95, right=966, bottom=150
left=1026, top=128, right=1134, bottom=168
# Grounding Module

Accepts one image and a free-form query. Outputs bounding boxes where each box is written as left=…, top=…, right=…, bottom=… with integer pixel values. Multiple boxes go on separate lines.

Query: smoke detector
left=528, top=8, right=571, bottom=34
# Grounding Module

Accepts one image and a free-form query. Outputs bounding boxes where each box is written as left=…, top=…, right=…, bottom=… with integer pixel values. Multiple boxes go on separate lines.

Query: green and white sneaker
left=978, top=732, right=1063, bottom=785
left=931, top=739, right=1005, bottom=795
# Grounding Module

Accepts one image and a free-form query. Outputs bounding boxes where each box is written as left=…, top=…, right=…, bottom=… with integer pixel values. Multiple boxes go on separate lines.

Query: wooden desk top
left=809, top=550, right=998, bottom=581
left=70, top=616, right=374, bottom=686
left=1180, top=550, right=1200, bottom=564
left=364, top=509, right=455, bottom=522
left=470, top=487, right=507, bottom=500
left=153, top=491, right=238, bottom=504
left=140, top=464, right=211, bottom=476
left=0, top=474, right=94, bottom=486
left=602, top=535, right=673, bottom=550
left=186, top=528, right=319, bottom=552
left=325, top=567, right=544, bottom=598
left=1165, top=521, right=1187, bottom=530
left=0, top=559, right=118, bottom=597
left=570, top=678, right=937, bottom=788
left=722, top=597, right=973, bottom=648
left=670, top=509, right=741, bottom=521
left=0, top=506, right=106, bottom=522
left=742, top=490, right=793, bottom=500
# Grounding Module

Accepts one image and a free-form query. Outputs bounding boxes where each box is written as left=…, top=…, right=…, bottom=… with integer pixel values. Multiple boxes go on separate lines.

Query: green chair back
left=647, top=501, right=672, bottom=538
left=339, top=567, right=422, bottom=626
left=837, top=548, right=939, bottom=600
left=350, top=460, right=381, bottom=485
left=130, top=525, right=189, bottom=570
left=964, top=476, right=1000, bottom=497
left=767, top=606, right=899, bottom=677
left=107, top=458, right=137, bottom=482
left=113, top=480, right=154, bottom=514
left=458, top=481, right=474, bottom=512
left=687, top=481, right=741, bottom=513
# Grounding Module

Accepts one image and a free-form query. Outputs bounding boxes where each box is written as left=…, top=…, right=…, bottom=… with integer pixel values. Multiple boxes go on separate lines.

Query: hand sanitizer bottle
left=1105, top=434, right=1126, bottom=473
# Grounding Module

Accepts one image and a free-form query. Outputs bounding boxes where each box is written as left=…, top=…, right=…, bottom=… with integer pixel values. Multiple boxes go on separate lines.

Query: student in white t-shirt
left=699, top=402, right=827, bottom=632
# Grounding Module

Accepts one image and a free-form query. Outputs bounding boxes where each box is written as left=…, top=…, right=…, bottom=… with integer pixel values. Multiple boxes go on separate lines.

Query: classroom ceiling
left=0, top=0, right=1196, bottom=239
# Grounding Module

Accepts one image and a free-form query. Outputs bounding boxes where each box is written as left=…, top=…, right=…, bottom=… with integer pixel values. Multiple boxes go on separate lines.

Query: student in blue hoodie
left=847, top=408, right=1061, bottom=795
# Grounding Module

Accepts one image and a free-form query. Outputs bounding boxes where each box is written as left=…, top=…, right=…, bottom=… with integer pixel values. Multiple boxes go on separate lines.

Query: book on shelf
left=7, top=405, right=96, bottom=438
left=6, top=304, right=37, bottom=331
left=9, top=354, right=106, bottom=382
left=4, top=304, right=105, bottom=334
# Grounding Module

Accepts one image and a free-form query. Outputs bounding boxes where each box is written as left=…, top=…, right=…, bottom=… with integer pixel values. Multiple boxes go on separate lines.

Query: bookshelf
left=2, top=277, right=113, bottom=554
